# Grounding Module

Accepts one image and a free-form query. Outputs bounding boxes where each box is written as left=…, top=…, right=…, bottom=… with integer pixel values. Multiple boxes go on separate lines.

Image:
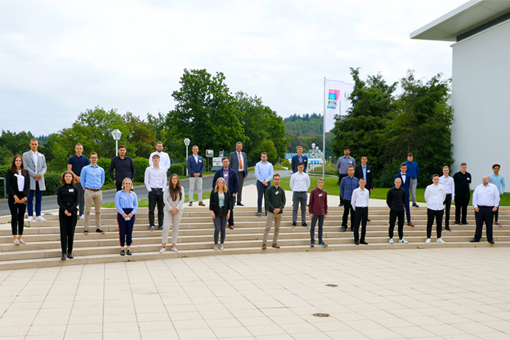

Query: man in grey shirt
left=336, top=146, right=356, bottom=206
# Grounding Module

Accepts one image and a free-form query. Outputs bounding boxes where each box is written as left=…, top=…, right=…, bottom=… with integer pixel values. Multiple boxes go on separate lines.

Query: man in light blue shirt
left=80, top=152, right=106, bottom=234
left=489, top=164, right=505, bottom=225
left=255, top=152, right=274, bottom=216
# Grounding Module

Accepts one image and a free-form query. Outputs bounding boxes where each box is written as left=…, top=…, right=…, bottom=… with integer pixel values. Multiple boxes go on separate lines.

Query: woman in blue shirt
left=115, top=178, right=138, bottom=256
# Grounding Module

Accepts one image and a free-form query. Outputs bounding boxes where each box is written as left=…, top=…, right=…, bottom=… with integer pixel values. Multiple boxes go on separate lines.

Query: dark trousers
left=59, top=209, right=77, bottom=255
left=354, top=207, right=368, bottom=242
left=389, top=209, right=404, bottom=240
left=474, top=206, right=494, bottom=242
left=404, top=194, right=411, bottom=223
left=228, top=194, right=235, bottom=226
left=8, top=197, right=26, bottom=235
left=494, top=206, right=499, bottom=222
left=27, top=181, right=43, bottom=217
left=213, top=208, right=227, bottom=244
left=342, top=200, right=355, bottom=228
left=115, top=180, right=123, bottom=192
left=427, top=209, right=443, bottom=239
left=256, top=181, right=270, bottom=214
left=444, top=194, right=452, bottom=227
left=148, top=189, right=164, bottom=227
left=310, top=215, right=324, bottom=244
left=237, top=171, right=245, bottom=204
left=338, top=173, right=347, bottom=205
left=455, top=195, right=470, bottom=224
left=117, top=208, right=135, bottom=247
left=76, top=183, right=85, bottom=216
left=292, top=192, right=307, bottom=224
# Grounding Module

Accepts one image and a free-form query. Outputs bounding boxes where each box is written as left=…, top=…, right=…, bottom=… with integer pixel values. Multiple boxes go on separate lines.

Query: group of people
left=5, top=140, right=505, bottom=260
left=336, top=147, right=505, bottom=245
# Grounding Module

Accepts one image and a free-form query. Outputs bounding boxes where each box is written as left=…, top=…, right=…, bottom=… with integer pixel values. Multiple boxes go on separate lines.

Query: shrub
left=0, top=164, right=10, bottom=198
left=133, top=157, right=149, bottom=182
left=281, top=159, right=291, bottom=169
left=96, top=157, right=113, bottom=185
left=43, top=171, right=63, bottom=196
left=169, top=163, right=185, bottom=176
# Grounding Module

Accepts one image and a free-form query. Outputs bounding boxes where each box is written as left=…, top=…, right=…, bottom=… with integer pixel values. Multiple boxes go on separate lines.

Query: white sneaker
left=436, top=238, right=446, bottom=244
left=389, top=238, right=394, bottom=244
left=13, top=239, right=20, bottom=245
left=214, top=245, right=218, bottom=251
left=171, top=246, right=178, bottom=253
left=79, top=215, right=84, bottom=221
left=425, top=238, right=431, bottom=244
left=35, top=216, right=47, bottom=222
left=219, top=244, right=224, bottom=250
left=400, top=238, right=409, bottom=244
left=27, top=216, right=33, bottom=222
left=159, top=247, right=166, bottom=254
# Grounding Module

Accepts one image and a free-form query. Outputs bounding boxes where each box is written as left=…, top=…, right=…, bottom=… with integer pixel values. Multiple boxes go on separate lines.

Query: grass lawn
left=279, top=176, right=510, bottom=206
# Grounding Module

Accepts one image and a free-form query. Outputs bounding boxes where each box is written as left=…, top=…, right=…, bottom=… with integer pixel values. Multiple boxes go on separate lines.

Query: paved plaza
left=1, top=247, right=509, bottom=339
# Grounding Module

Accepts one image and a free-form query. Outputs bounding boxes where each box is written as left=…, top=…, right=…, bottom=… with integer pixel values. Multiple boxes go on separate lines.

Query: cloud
left=0, top=0, right=466, bottom=135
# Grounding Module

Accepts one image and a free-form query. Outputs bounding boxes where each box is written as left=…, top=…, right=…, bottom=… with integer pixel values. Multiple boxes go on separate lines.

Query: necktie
left=239, top=152, right=243, bottom=170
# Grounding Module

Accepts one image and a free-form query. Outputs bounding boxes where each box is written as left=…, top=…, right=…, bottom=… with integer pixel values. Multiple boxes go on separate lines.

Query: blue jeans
left=310, top=215, right=324, bottom=244
left=257, top=181, right=270, bottom=214
left=292, top=192, right=307, bottom=224
left=28, top=181, right=43, bottom=217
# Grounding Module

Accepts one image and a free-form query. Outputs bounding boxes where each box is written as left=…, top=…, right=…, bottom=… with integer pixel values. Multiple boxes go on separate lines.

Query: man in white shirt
left=351, top=178, right=370, bottom=245
left=22, top=139, right=47, bottom=222
left=290, top=163, right=310, bottom=227
left=255, top=152, right=273, bottom=216
left=470, top=175, right=500, bottom=244
left=424, top=174, right=447, bottom=244
left=439, top=166, right=455, bottom=231
left=145, top=154, right=168, bottom=231
left=149, top=142, right=171, bottom=171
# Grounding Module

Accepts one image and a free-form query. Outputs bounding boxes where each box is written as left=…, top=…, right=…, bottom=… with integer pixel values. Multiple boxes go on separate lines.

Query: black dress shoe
left=360, top=241, right=368, bottom=245
left=158, top=226, right=163, bottom=230
left=127, top=249, right=132, bottom=255
left=367, top=218, right=371, bottom=222
left=301, top=223, right=308, bottom=227
left=292, top=223, right=297, bottom=227
left=355, top=241, right=359, bottom=245
left=61, top=254, right=66, bottom=260
left=350, top=227, right=353, bottom=231
left=445, top=226, right=452, bottom=231
left=237, top=203, right=244, bottom=206
left=120, top=249, right=125, bottom=256
left=96, top=228, right=104, bottom=233
left=340, top=226, right=347, bottom=232
left=67, top=253, right=74, bottom=259
left=469, top=239, right=479, bottom=243
left=488, top=240, right=495, bottom=244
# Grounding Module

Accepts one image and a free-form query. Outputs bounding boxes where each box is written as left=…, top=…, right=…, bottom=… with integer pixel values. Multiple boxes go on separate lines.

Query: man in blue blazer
left=213, top=157, right=239, bottom=229
left=186, top=145, right=205, bottom=206
left=291, top=146, right=308, bottom=173
left=394, top=163, right=414, bottom=226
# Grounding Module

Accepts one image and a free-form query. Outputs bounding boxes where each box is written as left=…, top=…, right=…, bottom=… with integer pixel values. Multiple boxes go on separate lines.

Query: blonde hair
left=122, top=177, right=133, bottom=189
left=214, top=177, right=228, bottom=193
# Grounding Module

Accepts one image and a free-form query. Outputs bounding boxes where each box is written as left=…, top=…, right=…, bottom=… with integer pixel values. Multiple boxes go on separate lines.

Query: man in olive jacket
left=263, top=173, right=286, bottom=249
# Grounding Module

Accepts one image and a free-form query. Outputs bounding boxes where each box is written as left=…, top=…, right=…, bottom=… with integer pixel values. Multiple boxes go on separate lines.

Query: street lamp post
left=184, top=138, right=190, bottom=176
left=111, top=129, right=122, bottom=156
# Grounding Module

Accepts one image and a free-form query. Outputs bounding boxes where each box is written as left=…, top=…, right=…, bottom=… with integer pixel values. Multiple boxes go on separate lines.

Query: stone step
left=0, top=241, right=508, bottom=271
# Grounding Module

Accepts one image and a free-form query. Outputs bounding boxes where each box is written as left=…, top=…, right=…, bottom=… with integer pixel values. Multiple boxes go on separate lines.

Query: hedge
left=169, top=163, right=185, bottom=176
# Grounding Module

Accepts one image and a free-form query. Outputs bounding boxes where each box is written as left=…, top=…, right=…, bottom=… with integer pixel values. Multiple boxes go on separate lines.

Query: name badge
left=199, top=160, right=202, bottom=163
left=467, top=178, right=470, bottom=181
left=367, top=170, right=371, bottom=173
left=275, top=191, right=279, bottom=195
left=349, top=161, right=353, bottom=164
left=319, top=194, right=323, bottom=197
left=69, top=189, right=74, bottom=192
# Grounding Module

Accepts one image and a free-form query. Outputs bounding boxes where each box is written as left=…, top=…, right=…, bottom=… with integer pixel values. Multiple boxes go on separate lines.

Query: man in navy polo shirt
left=67, top=143, right=90, bottom=220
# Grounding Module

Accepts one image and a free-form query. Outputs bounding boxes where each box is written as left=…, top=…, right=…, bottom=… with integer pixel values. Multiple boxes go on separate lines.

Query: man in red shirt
left=309, top=178, right=328, bottom=247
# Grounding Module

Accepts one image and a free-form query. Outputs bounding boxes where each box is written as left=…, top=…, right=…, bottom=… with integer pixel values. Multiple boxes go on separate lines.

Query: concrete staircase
left=1, top=206, right=509, bottom=270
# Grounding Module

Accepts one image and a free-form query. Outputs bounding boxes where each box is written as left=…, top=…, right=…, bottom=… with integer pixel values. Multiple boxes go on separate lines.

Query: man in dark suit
left=228, top=142, right=248, bottom=206
left=186, top=145, right=205, bottom=206
left=394, top=163, right=414, bottom=226
left=291, top=146, right=308, bottom=173
left=354, top=155, right=373, bottom=222
left=213, top=157, right=239, bottom=229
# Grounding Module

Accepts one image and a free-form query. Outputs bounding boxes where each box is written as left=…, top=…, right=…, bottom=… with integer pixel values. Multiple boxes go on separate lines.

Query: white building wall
left=451, top=19, right=510, bottom=191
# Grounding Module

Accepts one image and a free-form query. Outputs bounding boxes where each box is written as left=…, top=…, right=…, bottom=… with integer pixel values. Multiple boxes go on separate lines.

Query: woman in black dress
left=57, top=171, right=79, bottom=260
left=5, top=155, right=30, bottom=245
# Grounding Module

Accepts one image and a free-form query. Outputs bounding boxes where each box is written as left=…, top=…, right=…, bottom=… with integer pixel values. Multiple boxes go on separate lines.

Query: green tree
left=166, top=69, right=245, bottom=156
left=123, top=112, right=157, bottom=159
left=0, top=130, right=36, bottom=165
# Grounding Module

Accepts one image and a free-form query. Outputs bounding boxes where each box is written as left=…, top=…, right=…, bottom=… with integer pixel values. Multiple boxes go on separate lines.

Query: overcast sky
left=0, top=0, right=467, bottom=136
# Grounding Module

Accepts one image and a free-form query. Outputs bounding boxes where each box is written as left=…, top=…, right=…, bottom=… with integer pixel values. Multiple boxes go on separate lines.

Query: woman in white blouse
left=160, top=174, right=185, bottom=253
left=6, top=155, right=30, bottom=245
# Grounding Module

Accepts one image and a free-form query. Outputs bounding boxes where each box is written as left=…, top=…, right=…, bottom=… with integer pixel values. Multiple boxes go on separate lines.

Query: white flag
left=324, top=79, right=354, bottom=132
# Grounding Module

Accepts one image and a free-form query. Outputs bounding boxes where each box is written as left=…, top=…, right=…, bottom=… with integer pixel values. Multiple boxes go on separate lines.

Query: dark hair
left=493, top=164, right=501, bottom=169
left=61, top=171, right=76, bottom=185
left=432, top=174, right=440, bottom=179
left=297, top=162, right=304, bottom=167
left=361, top=155, right=368, bottom=159
left=348, top=165, right=354, bottom=169
left=460, top=162, right=467, bottom=166
left=90, top=152, right=98, bottom=158
left=10, top=155, right=26, bottom=175
left=222, top=157, right=228, bottom=161
left=400, top=163, right=407, bottom=168
left=157, top=141, right=163, bottom=145
left=168, top=174, right=183, bottom=201
left=118, top=145, right=126, bottom=150
left=261, top=152, right=267, bottom=156
left=407, top=153, right=413, bottom=157
left=344, top=146, right=350, bottom=150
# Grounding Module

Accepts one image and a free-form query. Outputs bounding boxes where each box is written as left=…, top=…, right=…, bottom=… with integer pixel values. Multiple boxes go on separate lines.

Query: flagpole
left=322, top=77, right=326, bottom=179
